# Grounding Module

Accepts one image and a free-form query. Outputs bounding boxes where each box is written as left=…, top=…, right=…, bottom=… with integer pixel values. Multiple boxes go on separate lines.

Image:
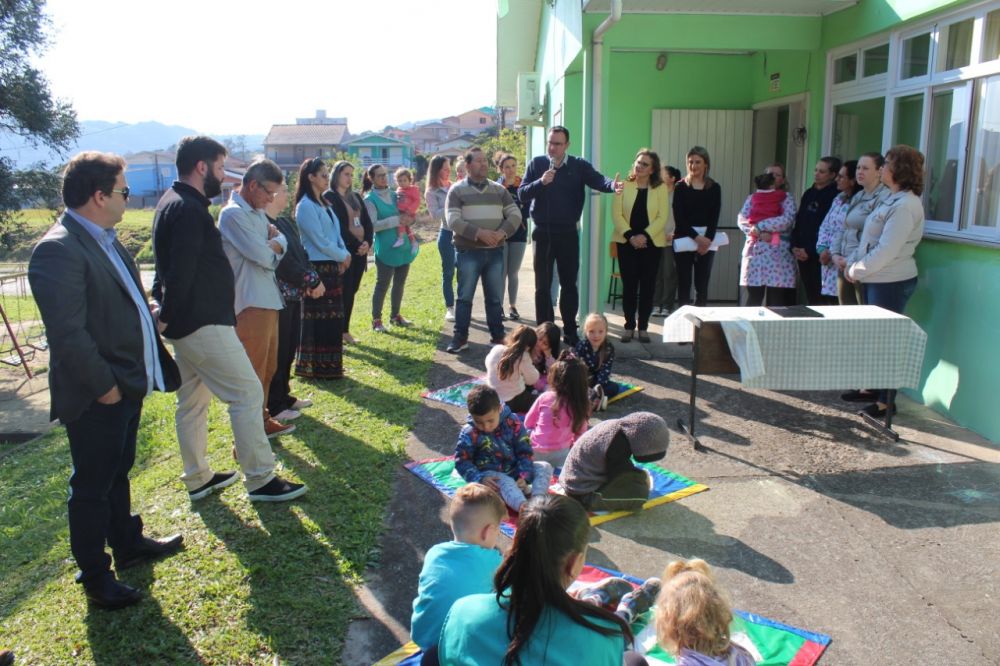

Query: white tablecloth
left=662, top=305, right=927, bottom=390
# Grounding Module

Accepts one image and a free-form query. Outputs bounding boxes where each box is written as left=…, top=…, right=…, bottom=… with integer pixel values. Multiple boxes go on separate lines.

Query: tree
left=474, top=128, right=526, bottom=181
left=0, top=0, right=80, bottom=249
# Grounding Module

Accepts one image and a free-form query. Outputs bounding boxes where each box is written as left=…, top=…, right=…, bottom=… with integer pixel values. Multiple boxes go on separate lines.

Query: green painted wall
left=529, top=0, right=1000, bottom=442
left=906, top=239, right=1000, bottom=440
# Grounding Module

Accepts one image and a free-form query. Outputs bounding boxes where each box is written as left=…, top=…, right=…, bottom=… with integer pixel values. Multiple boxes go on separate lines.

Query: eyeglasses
left=256, top=182, right=279, bottom=198
left=111, top=187, right=130, bottom=201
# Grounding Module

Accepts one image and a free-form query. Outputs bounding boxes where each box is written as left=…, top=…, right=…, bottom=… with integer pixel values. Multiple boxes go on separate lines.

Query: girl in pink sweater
left=524, top=354, right=591, bottom=466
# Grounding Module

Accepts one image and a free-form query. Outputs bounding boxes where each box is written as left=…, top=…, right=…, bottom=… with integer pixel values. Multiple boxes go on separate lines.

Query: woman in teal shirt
left=363, top=163, right=418, bottom=333
left=436, top=494, right=638, bottom=666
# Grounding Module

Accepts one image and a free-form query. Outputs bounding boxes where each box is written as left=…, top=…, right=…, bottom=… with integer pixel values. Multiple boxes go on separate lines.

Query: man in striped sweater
left=444, top=147, right=522, bottom=353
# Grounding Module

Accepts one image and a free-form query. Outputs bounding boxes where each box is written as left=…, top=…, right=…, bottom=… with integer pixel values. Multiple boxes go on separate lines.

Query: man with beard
left=152, top=136, right=307, bottom=503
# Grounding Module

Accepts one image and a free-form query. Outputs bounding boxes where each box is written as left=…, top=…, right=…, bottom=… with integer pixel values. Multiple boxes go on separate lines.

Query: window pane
left=969, top=75, right=1000, bottom=229
left=926, top=89, right=967, bottom=223
left=984, top=10, right=1000, bottom=63
left=894, top=94, right=924, bottom=147
left=902, top=33, right=931, bottom=78
left=835, top=54, right=857, bottom=84
left=832, top=97, right=886, bottom=162
left=863, top=44, right=889, bottom=77
left=940, top=19, right=974, bottom=71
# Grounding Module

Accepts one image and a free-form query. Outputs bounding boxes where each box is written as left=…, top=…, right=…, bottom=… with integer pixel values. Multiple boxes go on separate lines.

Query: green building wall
left=530, top=0, right=998, bottom=442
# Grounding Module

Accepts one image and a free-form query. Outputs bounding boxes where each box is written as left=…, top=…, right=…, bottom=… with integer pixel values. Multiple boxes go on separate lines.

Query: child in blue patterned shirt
left=454, top=385, right=553, bottom=512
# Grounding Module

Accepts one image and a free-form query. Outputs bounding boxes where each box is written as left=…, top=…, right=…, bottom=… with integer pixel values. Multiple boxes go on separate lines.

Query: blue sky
left=38, top=0, right=498, bottom=135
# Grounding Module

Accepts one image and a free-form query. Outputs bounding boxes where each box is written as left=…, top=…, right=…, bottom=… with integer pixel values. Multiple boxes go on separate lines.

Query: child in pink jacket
left=524, top=353, right=591, bottom=466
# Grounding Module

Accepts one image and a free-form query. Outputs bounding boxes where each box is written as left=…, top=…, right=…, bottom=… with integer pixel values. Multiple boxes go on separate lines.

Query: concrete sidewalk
left=344, top=247, right=1000, bottom=666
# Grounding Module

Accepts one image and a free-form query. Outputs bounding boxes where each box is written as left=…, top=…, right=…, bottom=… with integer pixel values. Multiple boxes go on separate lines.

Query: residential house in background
left=442, top=107, right=497, bottom=134
left=264, top=110, right=351, bottom=171
left=500, top=0, right=1000, bottom=442
left=125, top=152, right=246, bottom=206
left=429, top=134, right=478, bottom=160
left=125, top=151, right=176, bottom=199
left=343, top=133, right=414, bottom=179
left=409, top=122, right=462, bottom=154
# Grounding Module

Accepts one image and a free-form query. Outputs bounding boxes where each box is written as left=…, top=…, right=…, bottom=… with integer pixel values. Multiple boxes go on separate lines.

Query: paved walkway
left=344, top=246, right=1000, bottom=665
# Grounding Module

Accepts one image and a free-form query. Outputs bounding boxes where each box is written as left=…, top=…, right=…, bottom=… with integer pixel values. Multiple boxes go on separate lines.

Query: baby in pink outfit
left=394, top=168, right=420, bottom=253
left=746, top=171, right=786, bottom=246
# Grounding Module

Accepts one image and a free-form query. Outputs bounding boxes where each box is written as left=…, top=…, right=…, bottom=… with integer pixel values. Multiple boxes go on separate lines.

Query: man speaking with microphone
left=519, top=126, right=622, bottom=345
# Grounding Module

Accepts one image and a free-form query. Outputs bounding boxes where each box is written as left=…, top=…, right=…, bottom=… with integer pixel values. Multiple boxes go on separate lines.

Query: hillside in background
left=0, top=120, right=265, bottom=167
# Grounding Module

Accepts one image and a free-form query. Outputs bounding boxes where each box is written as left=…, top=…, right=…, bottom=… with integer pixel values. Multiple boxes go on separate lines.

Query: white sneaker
left=600, top=395, right=609, bottom=411
left=445, top=307, right=456, bottom=321
left=291, top=398, right=313, bottom=409
left=274, top=408, right=301, bottom=422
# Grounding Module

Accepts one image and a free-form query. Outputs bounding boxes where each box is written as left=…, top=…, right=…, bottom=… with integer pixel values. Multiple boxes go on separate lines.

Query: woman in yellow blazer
left=612, top=148, right=672, bottom=342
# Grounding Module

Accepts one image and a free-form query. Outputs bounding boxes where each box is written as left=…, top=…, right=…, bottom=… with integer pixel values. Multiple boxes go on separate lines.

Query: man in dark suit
left=28, top=152, right=184, bottom=610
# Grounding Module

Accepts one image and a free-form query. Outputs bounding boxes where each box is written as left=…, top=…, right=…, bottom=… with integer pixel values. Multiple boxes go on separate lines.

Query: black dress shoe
left=0, top=649, right=14, bottom=666
left=114, top=534, right=184, bottom=571
left=859, top=402, right=897, bottom=418
left=84, top=576, right=142, bottom=610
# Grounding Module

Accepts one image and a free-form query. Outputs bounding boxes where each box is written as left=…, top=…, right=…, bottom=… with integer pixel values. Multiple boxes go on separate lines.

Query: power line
left=0, top=122, right=132, bottom=153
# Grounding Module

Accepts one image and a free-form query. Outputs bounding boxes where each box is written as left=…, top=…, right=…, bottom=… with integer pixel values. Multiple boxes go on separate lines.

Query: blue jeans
left=437, top=228, right=456, bottom=308
left=454, top=247, right=505, bottom=341
left=481, top=461, right=553, bottom=512
left=864, top=276, right=918, bottom=403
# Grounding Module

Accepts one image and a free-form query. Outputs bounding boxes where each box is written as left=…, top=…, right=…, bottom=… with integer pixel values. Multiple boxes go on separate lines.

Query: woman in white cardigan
left=294, top=157, right=351, bottom=379
left=846, top=144, right=925, bottom=417
left=611, top=148, right=671, bottom=343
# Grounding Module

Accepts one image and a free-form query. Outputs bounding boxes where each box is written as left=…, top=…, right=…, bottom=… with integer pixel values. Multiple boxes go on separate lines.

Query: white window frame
left=825, top=0, right=1000, bottom=245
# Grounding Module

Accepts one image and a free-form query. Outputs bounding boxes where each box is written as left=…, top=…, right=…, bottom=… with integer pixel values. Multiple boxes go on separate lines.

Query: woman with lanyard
left=611, top=148, right=670, bottom=342
left=496, top=152, right=529, bottom=321
left=672, top=146, right=722, bottom=307
left=294, top=157, right=351, bottom=379
left=832, top=152, right=888, bottom=306
left=425, top=155, right=455, bottom=322
left=324, top=160, right=373, bottom=345
left=363, top=163, right=417, bottom=333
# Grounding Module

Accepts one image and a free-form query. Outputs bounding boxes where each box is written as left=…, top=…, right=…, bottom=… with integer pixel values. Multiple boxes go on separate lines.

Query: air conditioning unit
left=517, top=72, right=542, bottom=125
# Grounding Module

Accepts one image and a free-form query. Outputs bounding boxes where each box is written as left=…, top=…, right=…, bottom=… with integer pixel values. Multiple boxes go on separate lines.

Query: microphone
left=549, top=157, right=561, bottom=171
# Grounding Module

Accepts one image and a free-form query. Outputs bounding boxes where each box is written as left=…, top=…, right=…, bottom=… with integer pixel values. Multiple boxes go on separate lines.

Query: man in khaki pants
left=151, top=136, right=307, bottom=503
left=219, top=159, right=295, bottom=438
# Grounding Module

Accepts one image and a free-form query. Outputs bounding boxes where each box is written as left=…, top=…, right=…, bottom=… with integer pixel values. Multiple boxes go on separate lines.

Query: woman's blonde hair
left=655, top=559, right=735, bottom=657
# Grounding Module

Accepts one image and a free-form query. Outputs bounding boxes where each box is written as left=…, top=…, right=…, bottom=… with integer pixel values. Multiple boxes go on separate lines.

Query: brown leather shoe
left=264, top=419, right=295, bottom=438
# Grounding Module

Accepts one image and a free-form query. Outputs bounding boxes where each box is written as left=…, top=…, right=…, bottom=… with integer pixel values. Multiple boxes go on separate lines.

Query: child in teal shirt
left=409, top=483, right=506, bottom=651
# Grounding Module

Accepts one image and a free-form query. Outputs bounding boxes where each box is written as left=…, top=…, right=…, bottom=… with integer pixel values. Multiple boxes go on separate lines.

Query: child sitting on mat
left=524, top=353, right=591, bottom=466
left=531, top=322, right=561, bottom=391
left=484, top=325, right=540, bottom=413
left=409, top=483, right=505, bottom=651
left=454, top=385, right=553, bottom=513
left=655, top=559, right=756, bottom=666
left=559, top=411, right=669, bottom=513
left=574, top=312, right=624, bottom=411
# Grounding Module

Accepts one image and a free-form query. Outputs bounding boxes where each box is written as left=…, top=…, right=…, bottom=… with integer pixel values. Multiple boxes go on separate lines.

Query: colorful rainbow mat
left=421, top=376, right=643, bottom=408
left=374, top=564, right=831, bottom=666
left=403, top=457, right=707, bottom=537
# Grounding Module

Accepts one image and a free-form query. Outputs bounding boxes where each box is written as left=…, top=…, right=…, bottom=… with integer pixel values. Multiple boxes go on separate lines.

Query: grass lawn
left=0, top=248, right=444, bottom=664
left=2, top=209, right=156, bottom=262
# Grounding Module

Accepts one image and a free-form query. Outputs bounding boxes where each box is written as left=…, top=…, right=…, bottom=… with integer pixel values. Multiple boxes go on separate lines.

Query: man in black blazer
left=28, top=152, right=184, bottom=610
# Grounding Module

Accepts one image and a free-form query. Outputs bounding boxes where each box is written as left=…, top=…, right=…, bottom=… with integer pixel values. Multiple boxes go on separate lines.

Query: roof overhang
left=582, top=0, right=856, bottom=16
left=497, top=0, right=543, bottom=107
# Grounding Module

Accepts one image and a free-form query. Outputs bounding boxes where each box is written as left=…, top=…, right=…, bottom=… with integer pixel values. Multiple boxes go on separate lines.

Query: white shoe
left=274, top=408, right=301, bottom=422
left=600, top=395, right=609, bottom=411
left=291, top=398, right=313, bottom=409
left=445, top=307, right=456, bottom=321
